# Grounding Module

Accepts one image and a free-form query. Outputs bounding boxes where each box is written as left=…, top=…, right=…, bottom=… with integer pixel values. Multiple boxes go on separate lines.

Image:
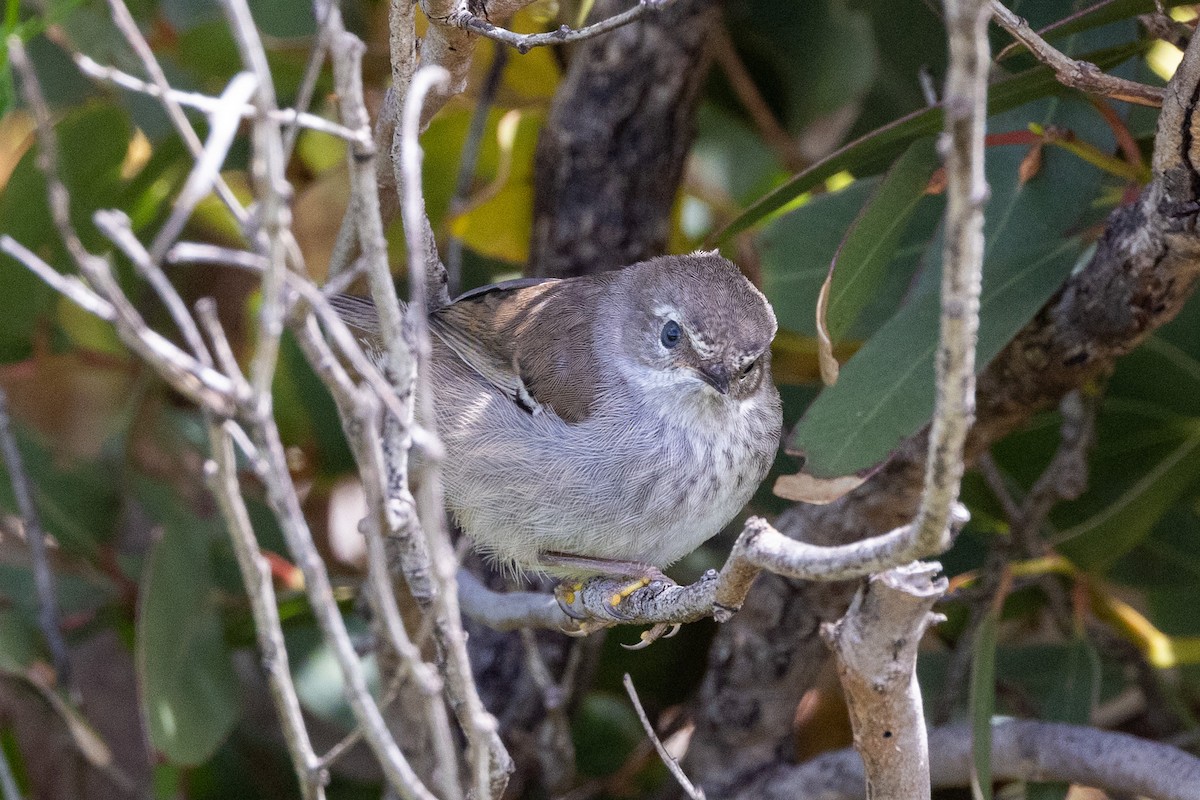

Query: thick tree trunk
left=528, top=0, right=719, bottom=278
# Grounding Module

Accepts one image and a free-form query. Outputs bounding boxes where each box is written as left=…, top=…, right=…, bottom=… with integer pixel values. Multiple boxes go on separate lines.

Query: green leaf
left=761, top=178, right=879, bottom=336
left=788, top=96, right=1108, bottom=477
left=137, top=495, right=239, bottom=766
left=824, top=137, right=940, bottom=341
left=718, top=40, right=1145, bottom=239
left=970, top=609, right=997, bottom=800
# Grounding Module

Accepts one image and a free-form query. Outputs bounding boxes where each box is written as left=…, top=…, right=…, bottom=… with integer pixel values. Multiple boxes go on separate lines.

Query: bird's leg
left=540, top=552, right=675, bottom=607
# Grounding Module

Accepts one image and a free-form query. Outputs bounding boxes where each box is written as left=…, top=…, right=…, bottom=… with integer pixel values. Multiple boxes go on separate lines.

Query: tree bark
left=528, top=0, right=720, bottom=278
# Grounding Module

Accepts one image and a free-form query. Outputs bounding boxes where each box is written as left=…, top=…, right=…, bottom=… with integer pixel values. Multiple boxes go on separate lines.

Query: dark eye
left=741, top=359, right=757, bottom=377
left=660, top=320, right=682, bottom=348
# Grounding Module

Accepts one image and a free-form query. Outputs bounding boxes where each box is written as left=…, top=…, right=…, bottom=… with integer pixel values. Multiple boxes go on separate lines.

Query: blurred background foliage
left=0, top=0, right=1198, bottom=797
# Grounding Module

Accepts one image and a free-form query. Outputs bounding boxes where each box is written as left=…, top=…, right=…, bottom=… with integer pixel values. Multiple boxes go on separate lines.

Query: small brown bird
left=335, top=252, right=782, bottom=588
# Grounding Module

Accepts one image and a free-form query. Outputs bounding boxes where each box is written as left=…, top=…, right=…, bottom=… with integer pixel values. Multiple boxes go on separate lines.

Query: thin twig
left=74, top=55, right=366, bottom=145
left=289, top=312, right=462, bottom=800
left=402, top=64, right=511, bottom=800
left=990, top=0, right=1165, bottom=107
left=93, top=209, right=213, bottom=366
left=623, top=674, right=705, bottom=800
left=206, top=424, right=327, bottom=800
left=0, top=388, right=71, bottom=688
left=281, top=1, right=338, bottom=161
left=104, top=0, right=248, bottom=223
left=220, top=0, right=289, bottom=406
left=449, top=0, right=682, bottom=54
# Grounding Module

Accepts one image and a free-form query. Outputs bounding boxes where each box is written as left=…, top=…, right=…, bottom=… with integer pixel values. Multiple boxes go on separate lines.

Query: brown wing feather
left=430, top=277, right=607, bottom=423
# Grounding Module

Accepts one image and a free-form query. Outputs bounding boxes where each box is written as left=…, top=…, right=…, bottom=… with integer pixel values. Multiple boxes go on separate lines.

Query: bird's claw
left=620, top=622, right=682, bottom=650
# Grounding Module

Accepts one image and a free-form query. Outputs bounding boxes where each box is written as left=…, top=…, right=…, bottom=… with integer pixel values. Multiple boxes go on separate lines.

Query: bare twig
left=104, top=0, right=248, bottom=223
left=990, top=0, right=1165, bottom=108
left=219, top=0, right=289, bottom=406
left=449, top=0, right=682, bottom=54
left=402, top=65, right=511, bottom=799
left=906, top=0, right=990, bottom=562
left=289, top=313, right=462, bottom=800
left=93, top=209, right=213, bottom=367
left=206, top=424, right=326, bottom=800
left=3, top=38, right=240, bottom=415
left=74, top=55, right=365, bottom=145
left=623, top=674, right=705, bottom=800
left=0, top=388, right=71, bottom=689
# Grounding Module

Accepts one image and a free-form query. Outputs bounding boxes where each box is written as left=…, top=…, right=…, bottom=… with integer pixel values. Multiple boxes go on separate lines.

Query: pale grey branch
left=735, top=720, right=1200, bottom=800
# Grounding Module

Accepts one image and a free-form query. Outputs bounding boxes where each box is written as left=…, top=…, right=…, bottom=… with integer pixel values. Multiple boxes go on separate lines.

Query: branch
left=735, top=720, right=1200, bottom=800
left=990, top=0, right=1165, bottom=108
left=460, top=511, right=969, bottom=644
left=905, top=0, right=990, bottom=564
left=821, top=563, right=947, bottom=800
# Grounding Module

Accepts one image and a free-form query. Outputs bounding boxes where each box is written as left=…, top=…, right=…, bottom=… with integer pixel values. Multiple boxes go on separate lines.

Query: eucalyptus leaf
left=788, top=96, right=1111, bottom=477
left=719, top=40, right=1145, bottom=239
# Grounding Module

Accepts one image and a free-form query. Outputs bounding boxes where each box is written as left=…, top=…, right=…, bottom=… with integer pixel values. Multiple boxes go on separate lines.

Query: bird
left=333, top=252, right=782, bottom=606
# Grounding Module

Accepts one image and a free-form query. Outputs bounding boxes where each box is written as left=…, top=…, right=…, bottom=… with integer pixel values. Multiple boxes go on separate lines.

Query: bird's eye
left=660, top=320, right=682, bottom=348
left=741, top=359, right=757, bottom=377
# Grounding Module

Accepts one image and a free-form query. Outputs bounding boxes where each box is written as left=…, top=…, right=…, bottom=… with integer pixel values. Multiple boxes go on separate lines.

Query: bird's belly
left=436, top=382, right=778, bottom=575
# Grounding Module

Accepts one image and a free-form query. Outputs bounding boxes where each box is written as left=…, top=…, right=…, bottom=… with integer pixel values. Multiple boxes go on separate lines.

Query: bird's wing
left=431, top=278, right=603, bottom=423
left=330, top=281, right=602, bottom=423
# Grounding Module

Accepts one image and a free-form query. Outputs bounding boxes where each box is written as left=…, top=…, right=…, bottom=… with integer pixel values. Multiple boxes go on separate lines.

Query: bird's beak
left=697, top=363, right=731, bottom=395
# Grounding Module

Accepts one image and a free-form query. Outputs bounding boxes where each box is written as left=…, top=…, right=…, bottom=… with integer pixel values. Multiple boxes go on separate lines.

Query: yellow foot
left=562, top=581, right=582, bottom=606
left=610, top=576, right=650, bottom=607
